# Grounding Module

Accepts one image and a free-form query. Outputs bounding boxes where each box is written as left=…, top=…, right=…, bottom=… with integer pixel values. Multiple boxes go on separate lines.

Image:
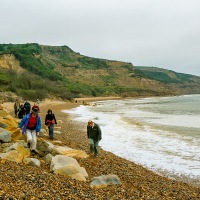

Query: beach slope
left=0, top=99, right=199, bottom=199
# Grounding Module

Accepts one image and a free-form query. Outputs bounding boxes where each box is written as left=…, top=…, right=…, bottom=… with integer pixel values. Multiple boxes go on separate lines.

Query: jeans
left=48, top=124, right=54, bottom=139
left=89, top=139, right=99, bottom=156
left=26, top=129, right=37, bottom=150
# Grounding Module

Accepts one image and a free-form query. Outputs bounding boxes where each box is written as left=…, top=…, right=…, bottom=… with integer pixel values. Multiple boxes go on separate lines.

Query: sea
left=63, top=94, right=200, bottom=185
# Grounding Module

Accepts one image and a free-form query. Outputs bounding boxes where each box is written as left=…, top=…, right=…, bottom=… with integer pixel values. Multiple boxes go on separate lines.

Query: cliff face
left=0, top=43, right=200, bottom=98
left=135, top=66, right=200, bottom=95
left=39, top=45, right=179, bottom=96
left=0, top=54, right=25, bottom=73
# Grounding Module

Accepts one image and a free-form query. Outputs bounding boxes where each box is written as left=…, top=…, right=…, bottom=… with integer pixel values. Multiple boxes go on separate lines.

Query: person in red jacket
left=32, top=103, right=40, bottom=112
left=18, top=108, right=41, bottom=154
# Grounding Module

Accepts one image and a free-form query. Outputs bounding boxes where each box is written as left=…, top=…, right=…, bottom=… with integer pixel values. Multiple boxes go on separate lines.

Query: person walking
left=18, top=104, right=26, bottom=119
left=36, top=99, right=40, bottom=106
left=45, top=109, right=57, bottom=139
left=24, top=101, right=31, bottom=115
left=18, top=108, right=41, bottom=154
left=32, top=103, right=40, bottom=112
left=87, top=120, right=102, bottom=157
left=14, top=100, right=20, bottom=117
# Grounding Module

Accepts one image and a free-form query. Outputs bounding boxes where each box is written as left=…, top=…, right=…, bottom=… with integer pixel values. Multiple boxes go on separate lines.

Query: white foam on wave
left=124, top=106, right=200, bottom=128
left=63, top=96, right=200, bottom=182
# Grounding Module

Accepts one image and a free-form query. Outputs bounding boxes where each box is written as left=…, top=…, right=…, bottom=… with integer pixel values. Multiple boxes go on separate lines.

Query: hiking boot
left=94, top=154, right=98, bottom=158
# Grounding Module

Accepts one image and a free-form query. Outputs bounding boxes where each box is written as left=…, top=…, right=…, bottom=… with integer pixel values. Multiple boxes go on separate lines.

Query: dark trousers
left=14, top=109, right=19, bottom=117
left=48, top=124, right=54, bottom=139
left=89, top=139, right=99, bottom=156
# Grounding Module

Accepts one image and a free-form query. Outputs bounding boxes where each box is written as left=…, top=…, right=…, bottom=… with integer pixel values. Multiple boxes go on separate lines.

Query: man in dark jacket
left=87, top=120, right=102, bottom=157
left=24, top=101, right=31, bottom=115
left=18, top=104, right=26, bottom=119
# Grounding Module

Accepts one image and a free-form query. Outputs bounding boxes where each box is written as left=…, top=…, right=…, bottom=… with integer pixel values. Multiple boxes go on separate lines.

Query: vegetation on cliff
left=0, top=43, right=200, bottom=101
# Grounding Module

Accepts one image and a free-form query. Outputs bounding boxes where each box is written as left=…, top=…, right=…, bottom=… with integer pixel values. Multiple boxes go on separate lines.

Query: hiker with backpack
left=45, top=109, right=57, bottom=139
left=24, top=101, right=31, bottom=115
left=18, top=104, right=26, bottom=119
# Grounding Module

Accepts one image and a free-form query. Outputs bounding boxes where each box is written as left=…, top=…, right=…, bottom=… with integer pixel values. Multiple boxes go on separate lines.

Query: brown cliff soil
left=0, top=99, right=199, bottom=200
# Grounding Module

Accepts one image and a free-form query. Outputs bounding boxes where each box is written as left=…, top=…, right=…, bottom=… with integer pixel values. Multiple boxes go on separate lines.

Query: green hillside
left=135, top=66, right=197, bottom=83
left=0, top=43, right=200, bottom=101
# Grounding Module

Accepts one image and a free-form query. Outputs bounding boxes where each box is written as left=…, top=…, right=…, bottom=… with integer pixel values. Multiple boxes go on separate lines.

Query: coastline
left=1, top=99, right=200, bottom=199
left=59, top=98, right=200, bottom=187
left=39, top=99, right=200, bottom=189
left=74, top=96, right=123, bottom=102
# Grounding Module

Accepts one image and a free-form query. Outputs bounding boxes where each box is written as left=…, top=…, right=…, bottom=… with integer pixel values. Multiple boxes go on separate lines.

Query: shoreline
left=73, top=94, right=200, bottom=104
left=3, top=99, right=200, bottom=187
left=73, top=96, right=124, bottom=103
left=1, top=99, right=200, bottom=199
left=61, top=100, right=200, bottom=188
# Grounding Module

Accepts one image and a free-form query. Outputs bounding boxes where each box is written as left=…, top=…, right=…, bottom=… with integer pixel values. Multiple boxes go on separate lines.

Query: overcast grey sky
left=1, top=0, right=200, bottom=76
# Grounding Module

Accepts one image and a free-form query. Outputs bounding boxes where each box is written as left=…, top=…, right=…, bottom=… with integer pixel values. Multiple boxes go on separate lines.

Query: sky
left=1, top=0, right=200, bottom=76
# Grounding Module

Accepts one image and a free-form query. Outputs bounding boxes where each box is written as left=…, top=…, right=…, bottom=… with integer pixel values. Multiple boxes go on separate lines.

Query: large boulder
left=0, top=114, right=18, bottom=128
left=23, top=158, right=41, bottom=167
left=37, top=140, right=54, bottom=153
left=44, top=153, right=54, bottom=162
left=0, top=108, right=9, bottom=118
left=50, top=155, right=88, bottom=181
left=10, top=128, right=22, bottom=142
left=52, top=145, right=88, bottom=158
left=0, top=127, right=11, bottom=142
left=1, top=142, right=14, bottom=152
left=37, top=140, right=88, bottom=159
left=0, top=141, right=30, bottom=163
left=90, top=174, right=121, bottom=188
left=0, top=111, right=22, bottom=142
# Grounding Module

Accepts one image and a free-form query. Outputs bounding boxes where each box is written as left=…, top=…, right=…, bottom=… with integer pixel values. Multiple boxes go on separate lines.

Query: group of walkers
left=14, top=100, right=27, bottom=119
left=15, top=99, right=57, bottom=155
left=15, top=99, right=102, bottom=157
left=14, top=100, right=40, bottom=119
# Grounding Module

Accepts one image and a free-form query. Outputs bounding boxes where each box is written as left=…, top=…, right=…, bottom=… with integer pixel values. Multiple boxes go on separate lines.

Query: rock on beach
left=0, top=100, right=199, bottom=199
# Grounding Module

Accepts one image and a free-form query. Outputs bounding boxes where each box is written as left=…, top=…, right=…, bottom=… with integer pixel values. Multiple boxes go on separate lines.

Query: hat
left=32, top=108, right=38, bottom=113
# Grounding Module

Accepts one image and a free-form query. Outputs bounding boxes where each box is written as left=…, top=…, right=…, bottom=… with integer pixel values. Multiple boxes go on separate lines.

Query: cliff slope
left=0, top=43, right=200, bottom=100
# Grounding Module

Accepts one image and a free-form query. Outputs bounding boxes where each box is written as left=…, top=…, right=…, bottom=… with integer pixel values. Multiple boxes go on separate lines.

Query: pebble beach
left=0, top=99, right=200, bottom=200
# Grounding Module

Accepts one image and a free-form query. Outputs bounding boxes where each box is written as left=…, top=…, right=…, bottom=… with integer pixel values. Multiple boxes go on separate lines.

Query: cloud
left=0, top=0, right=200, bottom=76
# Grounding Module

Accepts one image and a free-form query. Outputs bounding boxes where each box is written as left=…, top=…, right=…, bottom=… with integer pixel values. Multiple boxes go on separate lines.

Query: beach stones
left=0, top=101, right=199, bottom=199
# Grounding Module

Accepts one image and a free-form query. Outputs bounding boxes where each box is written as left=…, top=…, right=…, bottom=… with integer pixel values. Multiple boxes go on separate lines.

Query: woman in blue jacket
left=18, top=108, right=41, bottom=154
